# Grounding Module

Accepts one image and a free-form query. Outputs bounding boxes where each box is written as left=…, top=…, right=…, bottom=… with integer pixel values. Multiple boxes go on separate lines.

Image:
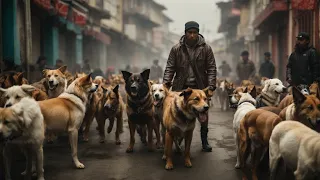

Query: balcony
left=84, top=0, right=110, bottom=22
left=124, top=3, right=160, bottom=28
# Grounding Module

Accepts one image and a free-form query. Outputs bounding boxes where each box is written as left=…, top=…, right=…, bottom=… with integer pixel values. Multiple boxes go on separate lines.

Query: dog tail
left=238, top=118, right=250, bottom=168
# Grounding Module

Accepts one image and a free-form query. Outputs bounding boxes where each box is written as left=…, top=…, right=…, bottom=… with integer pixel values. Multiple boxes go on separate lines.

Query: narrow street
left=11, top=108, right=246, bottom=180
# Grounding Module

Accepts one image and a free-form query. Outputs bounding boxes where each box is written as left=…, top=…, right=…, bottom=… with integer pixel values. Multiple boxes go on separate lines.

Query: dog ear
left=292, top=86, right=306, bottom=105
left=101, top=85, right=108, bottom=93
left=250, top=86, right=257, bottom=99
left=58, top=65, right=67, bottom=74
left=113, top=84, right=119, bottom=94
left=42, top=69, right=49, bottom=77
left=263, top=79, right=271, bottom=90
left=179, top=88, right=193, bottom=100
left=163, top=81, right=172, bottom=90
left=203, top=87, right=214, bottom=98
left=16, top=72, right=25, bottom=84
left=243, top=87, right=248, bottom=93
left=84, top=73, right=92, bottom=82
left=21, top=84, right=36, bottom=97
left=121, top=71, right=132, bottom=82
left=149, top=80, right=154, bottom=86
left=0, top=88, right=7, bottom=96
left=140, top=69, right=150, bottom=81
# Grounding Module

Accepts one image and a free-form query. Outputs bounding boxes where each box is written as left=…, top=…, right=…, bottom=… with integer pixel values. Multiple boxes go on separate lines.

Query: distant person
left=236, top=51, right=256, bottom=83
left=286, top=32, right=320, bottom=88
left=92, top=68, right=104, bottom=79
left=218, top=60, right=231, bottom=77
left=55, top=59, right=64, bottom=69
left=259, top=52, right=275, bottom=79
left=150, top=59, right=163, bottom=82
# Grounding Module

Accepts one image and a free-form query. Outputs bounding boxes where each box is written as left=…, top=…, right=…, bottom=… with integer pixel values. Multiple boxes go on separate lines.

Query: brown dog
left=280, top=86, right=320, bottom=130
left=162, top=88, right=211, bottom=170
left=239, top=109, right=282, bottom=180
left=95, top=84, right=124, bottom=144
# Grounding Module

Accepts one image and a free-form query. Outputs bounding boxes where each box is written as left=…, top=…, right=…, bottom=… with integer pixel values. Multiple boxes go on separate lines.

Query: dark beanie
left=185, top=21, right=199, bottom=32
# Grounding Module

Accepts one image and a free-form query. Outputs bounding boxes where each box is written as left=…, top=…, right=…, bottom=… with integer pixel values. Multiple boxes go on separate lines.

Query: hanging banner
left=55, top=0, right=69, bottom=18
left=292, top=0, right=317, bottom=10
left=72, top=8, right=87, bottom=26
left=33, top=0, right=52, bottom=11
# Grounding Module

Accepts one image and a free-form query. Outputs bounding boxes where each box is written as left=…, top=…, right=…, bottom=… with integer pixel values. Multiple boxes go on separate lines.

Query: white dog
left=0, top=97, right=45, bottom=180
left=269, top=121, right=320, bottom=180
left=256, top=78, right=286, bottom=107
left=231, top=86, right=257, bottom=168
left=0, top=85, right=36, bottom=107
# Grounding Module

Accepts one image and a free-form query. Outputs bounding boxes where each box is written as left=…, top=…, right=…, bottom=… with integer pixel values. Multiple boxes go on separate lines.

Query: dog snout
left=95, top=84, right=98, bottom=89
left=49, top=80, right=54, bottom=85
left=5, top=103, right=12, bottom=108
left=131, top=85, right=137, bottom=91
left=155, top=94, right=159, bottom=98
left=203, top=105, right=209, bottom=111
left=282, top=87, right=287, bottom=92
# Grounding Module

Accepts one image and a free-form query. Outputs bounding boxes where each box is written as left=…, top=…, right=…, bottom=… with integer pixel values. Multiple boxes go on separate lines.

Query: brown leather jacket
left=163, top=35, right=217, bottom=91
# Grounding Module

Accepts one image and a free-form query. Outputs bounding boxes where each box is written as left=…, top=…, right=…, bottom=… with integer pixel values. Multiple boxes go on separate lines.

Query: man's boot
left=200, top=126, right=212, bottom=152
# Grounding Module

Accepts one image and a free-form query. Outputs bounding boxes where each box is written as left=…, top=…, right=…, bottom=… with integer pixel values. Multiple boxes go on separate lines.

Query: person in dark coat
left=236, top=51, right=256, bottom=83
left=286, top=32, right=320, bottom=89
left=149, top=59, right=163, bottom=82
left=259, top=52, right=275, bottom=79
left=218, top=60, right=231, bottom=77
left=163, top=21, right=217, bottom=152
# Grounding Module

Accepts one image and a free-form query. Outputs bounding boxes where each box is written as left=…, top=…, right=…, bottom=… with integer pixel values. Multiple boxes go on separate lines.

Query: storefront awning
left=84, top=28, right=111, bottom=45
left=292, top=0, right=317, bottom=10
left=253, top=1, right=288, bottom=28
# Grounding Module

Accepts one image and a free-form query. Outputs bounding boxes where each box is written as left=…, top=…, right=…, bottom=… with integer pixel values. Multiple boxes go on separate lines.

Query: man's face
left=265, top=56, right=270, bottom=61
left=241, top=55, right=249, bottom=61
left=185, top=29, right=199, bottom=43
left=40, top=59, right=46, bottom=66
left=57, top=61, right=63, bottom=67
left=296, top=37, right=309, bottom=48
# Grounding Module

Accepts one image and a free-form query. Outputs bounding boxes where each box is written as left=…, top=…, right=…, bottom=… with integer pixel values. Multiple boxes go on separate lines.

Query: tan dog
left=238, top=109, right=282, bottom=180
left=0, top=71, right=28, bottom=88
left=38, top=74, right=98, bottom=168
left=280, top=86, right=320, bottom=130
left=162, top=88, right=212, bottom=170
left=269, top=121, right=320, bottom=180
left=0, top=97, right=45, bottom=180
left=95, top=85, right=124, bottom=144
left=42, top=66, right=68, bottom=98
left=310, top=82, right=320, bottom=97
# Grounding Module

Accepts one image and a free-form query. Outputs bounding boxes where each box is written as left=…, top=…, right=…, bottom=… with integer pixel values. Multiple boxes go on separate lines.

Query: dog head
left=151, top=82, right=171, bottom=107
left=179, top=88, right=209, bottom=123
left=237, top=86, right=257, bottom=106
left=262, top=78, right=286, bottom=94
left=231, top=86, right=257, bottom=106
left=0, top=71, right=28, bottom=88
left=43, top=66, right=67, bottom=90
left=0, top=85, right=36, bottom=107
left=101, top=84, right=121, bottom=113
left=121, top=69, right=150, bottom=98
left=310, top=82, right=320, bottom=98
left=292, top=86, right=320, bottom=131
left=260, top=77, right=269, bottom=87
left=66, top=73, right=98, bottom=100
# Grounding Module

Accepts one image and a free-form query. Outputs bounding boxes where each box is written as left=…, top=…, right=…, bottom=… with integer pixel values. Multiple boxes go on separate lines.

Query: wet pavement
left=10, top=108, right=249, bottom=180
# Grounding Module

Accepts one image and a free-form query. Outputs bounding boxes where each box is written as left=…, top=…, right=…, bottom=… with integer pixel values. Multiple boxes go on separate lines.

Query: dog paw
left=76, top=162, right=85, bottom=169
left=165, top=163, right=173, bottom=170
left=126, top=147, right=134, bottom=153
left=115, top=140, right=121, bottom=145
left=162, top=155, right=166, bottom=161
left=185, top=161, right=192, bottom=168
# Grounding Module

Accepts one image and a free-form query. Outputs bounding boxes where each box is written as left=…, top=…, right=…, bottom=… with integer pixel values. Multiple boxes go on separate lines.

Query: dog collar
left=238, top=100, right=256, bottom=106
left=260, top=92, right=277, bottom=106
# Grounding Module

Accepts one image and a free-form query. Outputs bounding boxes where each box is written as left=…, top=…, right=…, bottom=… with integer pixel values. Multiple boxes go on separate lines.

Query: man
left=259, top=52, right=275, bottom=79
left=163, top=21, right=217, bottom=152
left=286, top=32, right=320, bottom=89
left=218, top=60, right=231, bottom=78
left=55, top=59, right=64, bottom=69
left=150, top=59, right=163, bottom=82
left=236, top=51, right=256, bottom=83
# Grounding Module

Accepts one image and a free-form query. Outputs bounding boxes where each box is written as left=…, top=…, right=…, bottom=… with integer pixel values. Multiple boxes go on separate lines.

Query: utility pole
left=25, top=0, right=32, bottom=80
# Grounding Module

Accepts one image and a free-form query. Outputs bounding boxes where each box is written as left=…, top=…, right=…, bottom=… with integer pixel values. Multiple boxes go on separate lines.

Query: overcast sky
left=154, top=0, right=226, bottom=41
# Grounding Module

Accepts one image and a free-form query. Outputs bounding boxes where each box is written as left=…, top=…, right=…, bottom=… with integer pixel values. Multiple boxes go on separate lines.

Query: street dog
left=255, top=78, right=286, bottom=107
left=232, top=86, right=257, bottom=169
left=95, top=84, right=124, bottom=144
left=42, top=65, right=68, bottom=98
left=162, top=88, right=211, bottom=170
left=121, top=69, right=158, bottom=153
left=151, top=82, right=171, bottom=149
left=238, top=109, right=282, bottom=180
left=38, top=73, right=98, bottom=168
left=269, top=121, right=320, bottom=180
left=218, top=80, right=234, bottom=111
left=280, top=86, right=320, bottom=130
left=0, top=97, right=45, bottom=180
left=0, top=85, right=47, bottom=107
